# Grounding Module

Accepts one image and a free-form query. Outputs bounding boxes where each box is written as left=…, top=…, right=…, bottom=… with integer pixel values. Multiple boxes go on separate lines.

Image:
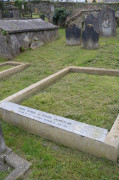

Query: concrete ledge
left=0, top=66, right=119, bottom=161
left=71, top=66, right=119, bottom=76
left=1, top=67, right=70, bottom=104
left=0, top=101, right=118, bottom=162
left=0, top=62, right=30, bottom=80
left=105, top=115, right=119, bottom=158
left=0, top=147, right=31, bottom=180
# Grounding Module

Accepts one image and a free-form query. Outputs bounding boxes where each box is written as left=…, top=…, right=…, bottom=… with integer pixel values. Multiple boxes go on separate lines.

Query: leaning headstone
left=0, top=125, right=6, bottom=153
left=82, top=24, right=99, bottom=49
left=98, top=7, right=116, bottom=37
left=66, top=24, right=81, bottom=45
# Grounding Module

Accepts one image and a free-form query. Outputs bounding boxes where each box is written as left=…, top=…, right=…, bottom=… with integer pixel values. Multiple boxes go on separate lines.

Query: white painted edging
left=0, top=66, right=119, bottom=161
left=0, top=62, right=30, bottom=80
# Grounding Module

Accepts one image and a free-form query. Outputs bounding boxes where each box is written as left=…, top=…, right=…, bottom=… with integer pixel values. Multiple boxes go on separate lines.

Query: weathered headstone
left=66, top=24, right=81, bottom=45
left=0, top=125, right=6, bottom=153
left=98, top=7, right=116, bottom=37
left=65, top=8, right=101, bottom=30
left=85, top=13, right=100, bottom=33
left=82, top=24, right=99, bottom=49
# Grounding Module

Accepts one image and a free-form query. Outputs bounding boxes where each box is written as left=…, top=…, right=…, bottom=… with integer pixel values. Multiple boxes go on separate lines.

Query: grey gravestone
left=66, top=24, right=81, bottom=46
left=0, top=125, right=6, bottom=153
left=82, top=24, right=99, bottom=49
left=85, top=14, right=100, bottom=33
left=98, top=7, right=116, bottom=37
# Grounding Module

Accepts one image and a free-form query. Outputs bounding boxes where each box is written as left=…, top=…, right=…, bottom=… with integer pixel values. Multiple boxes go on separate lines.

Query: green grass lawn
left=32, top=13, right=40, bottom=18
left=0, top=29, right=119, bottom=179
left=0, top=168, right=13, bottom=180
left=22, top=73, right=119, bottom=130
left=0, top=65, right=14, bottom=72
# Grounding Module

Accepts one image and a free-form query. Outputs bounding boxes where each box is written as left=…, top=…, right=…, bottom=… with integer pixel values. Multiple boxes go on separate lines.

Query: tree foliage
left=53, top=8, right=70, bottom=27
left=14, top=0, right=27, bottom=10
left=0, top=0, right=4, bottom=10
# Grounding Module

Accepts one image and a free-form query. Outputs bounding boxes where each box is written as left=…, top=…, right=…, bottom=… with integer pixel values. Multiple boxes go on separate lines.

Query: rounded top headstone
left=82, top=24, right=99, bottom=49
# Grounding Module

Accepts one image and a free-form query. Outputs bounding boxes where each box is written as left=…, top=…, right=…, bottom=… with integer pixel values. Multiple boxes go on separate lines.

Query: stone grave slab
left=0, top=101, right=108, bottom=143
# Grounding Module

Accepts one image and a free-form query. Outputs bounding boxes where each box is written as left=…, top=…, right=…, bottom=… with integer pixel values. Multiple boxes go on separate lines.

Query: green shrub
left=15, top=0, right=27, bottom=10
left=53, top=8, right=70, bottom=27
left=2, top=30, right=7, bottom=36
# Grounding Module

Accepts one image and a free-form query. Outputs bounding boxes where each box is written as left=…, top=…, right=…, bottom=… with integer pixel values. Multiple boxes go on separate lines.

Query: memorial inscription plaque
left=0, top=101, right=108, bottom=143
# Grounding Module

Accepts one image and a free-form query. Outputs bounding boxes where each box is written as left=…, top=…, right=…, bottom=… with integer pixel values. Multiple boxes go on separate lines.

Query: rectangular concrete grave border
left=0, top=147, right=31, bottom=180
left=0, top=61, right=30, bottom=80
left=0, top=66, right=119, bottom=162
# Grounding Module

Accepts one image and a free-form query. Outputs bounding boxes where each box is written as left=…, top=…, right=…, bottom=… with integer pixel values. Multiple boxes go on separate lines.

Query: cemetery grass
left=22, top=73, right=119, bottom=130
left=0, top=29, right=119, bottom=179
left=0, top=168, right=13, bottom=180
left=0, top=65, right=14, bottom=72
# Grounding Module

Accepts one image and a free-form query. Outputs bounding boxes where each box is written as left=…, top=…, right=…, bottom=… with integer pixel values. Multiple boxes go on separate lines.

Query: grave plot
left=0, top=62, right=30, bottom=80
left=21, top=73, right=119, bottom=130
left=0, top=124, right=31, bottom=179
left=0, top=66, right=119, bottom=161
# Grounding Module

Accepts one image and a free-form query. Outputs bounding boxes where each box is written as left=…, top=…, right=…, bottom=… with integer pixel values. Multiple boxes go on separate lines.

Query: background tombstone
left=66, top=24, right=81, bottom=46
left=98, top=7, right=116, bottom=37
left=85, top=13, right=100, bottom=33
left=82, top=24, right=99, bottom=49
left=0, top=125, right=6, bottom=153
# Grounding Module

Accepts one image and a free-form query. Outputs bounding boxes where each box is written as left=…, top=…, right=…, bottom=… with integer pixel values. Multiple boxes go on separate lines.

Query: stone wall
left=104, top=0, right=119, bottom=2
left=0, top=29, right=58, bottom=60
left=27, top=1, right=119, bottom=22
left=1, top=9, right=20, bottom=18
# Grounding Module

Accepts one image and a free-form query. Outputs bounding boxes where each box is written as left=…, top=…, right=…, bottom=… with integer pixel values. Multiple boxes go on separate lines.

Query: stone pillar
left=82, top=24, right=99, bottom=49
left=0, top=125, right=6, bottom=153
left=66, top=24, right=81, bottom=46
